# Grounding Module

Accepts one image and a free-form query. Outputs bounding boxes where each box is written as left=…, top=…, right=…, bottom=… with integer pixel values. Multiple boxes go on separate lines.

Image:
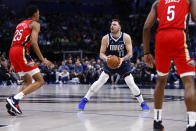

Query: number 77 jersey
left=12, top=19, right=33, bottom=51
left=157, top=0, right=190, bottom=31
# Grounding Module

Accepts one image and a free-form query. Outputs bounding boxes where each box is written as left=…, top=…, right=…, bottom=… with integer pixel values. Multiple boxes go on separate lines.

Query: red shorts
left=9, top=45, right=38, bottom=75
left=155, top=29, right=195, bottom=76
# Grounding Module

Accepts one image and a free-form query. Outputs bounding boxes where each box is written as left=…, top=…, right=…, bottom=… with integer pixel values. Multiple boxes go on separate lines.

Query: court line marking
left=23, top=109, right=187, bottom=123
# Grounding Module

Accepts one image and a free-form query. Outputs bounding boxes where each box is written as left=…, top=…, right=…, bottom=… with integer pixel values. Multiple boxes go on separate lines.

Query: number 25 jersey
left=157, top=0, right=190, bottom=31
left=12, top=19, right=33, bottom=51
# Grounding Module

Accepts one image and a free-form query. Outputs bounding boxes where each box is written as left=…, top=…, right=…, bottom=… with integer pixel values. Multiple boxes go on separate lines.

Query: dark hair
left=112, top=19, right=121, bottom=26
left=26, top=5, right=38, bottom=18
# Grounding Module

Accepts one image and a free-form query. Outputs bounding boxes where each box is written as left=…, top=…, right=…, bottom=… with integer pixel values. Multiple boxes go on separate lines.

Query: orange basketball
left=107, top=55, right=120, bottom=69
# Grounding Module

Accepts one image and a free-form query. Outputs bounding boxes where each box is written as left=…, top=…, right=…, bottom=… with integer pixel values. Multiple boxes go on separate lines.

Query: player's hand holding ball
left=106, top=55, right=120, bottom=69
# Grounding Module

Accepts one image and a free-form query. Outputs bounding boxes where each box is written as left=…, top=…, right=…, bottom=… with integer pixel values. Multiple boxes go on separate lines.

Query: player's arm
left=100, top=35, right=109, bottom=62
left=30, top=21, right=44, bottom=62
left=143, top=0, right=158, bottom=54
left=121, top=33, right=132, bottom=62
left=188, top=0, right=196, bottom=67
left=30, top=21, right=52, bottom=67
left=189, top=0, right=196, bottom=22
left=143, top=0, right=158, bottom=68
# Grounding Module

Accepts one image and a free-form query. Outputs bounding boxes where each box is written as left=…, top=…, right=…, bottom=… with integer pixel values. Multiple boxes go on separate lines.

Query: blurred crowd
left=0, top=52, right=181, bottom=87
left=0, top=2, right=153, bottom=54
left=0, top=1, right=193, bottom=87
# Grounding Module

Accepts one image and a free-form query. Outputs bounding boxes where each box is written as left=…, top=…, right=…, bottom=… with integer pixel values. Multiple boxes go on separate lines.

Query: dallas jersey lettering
left=103, top=32, right=132, bottom=78
left=106, top=32, right=127, bottom=58
left=157, top=0, right=190, bottom=31
left=12, top=19, right=33, bottom=52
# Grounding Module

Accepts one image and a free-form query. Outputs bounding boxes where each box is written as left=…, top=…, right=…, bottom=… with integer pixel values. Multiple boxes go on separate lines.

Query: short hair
left=26, top=5, right=38, bottom=18
left=112, top=19, right=121, bottom=26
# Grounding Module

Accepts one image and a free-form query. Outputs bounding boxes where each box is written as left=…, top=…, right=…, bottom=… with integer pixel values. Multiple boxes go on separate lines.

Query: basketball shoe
left=141, top=102, right=150, bottom=111
left=6, top=102, right=17, bottom=116
left=78, top=97, right=88, bottom=111
left=186, top=124, right=196, bottom=131
left=6, top=96, right=22, bottom=114
left=153, top=120, right=164, bottom=131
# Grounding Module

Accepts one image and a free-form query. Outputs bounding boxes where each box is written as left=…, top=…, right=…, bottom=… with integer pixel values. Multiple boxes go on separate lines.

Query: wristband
left=144, top=52, right=150, bottom=55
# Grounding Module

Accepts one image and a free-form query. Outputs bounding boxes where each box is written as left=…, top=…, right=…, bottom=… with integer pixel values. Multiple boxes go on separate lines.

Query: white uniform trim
left=157, top=71, right=169, bottom=76
left=18, top=68, right=40, bottom=77
left=110, top=32, right=122, bottom=42
left=180, top=71, right=195, bottom=78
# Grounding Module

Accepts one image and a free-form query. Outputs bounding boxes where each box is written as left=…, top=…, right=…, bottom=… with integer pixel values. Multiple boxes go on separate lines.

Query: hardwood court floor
left=0, top=84, right=187, bottom=131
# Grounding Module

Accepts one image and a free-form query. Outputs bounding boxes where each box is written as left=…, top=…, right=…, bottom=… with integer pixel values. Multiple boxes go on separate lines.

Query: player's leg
left=124, top=73, right=149, bottom=111
left=153, top=40, right=172, bottom=130
left=22, top=72, right=44, bottom=95
left=19, top=73, right=32, bottom=92
left=181, top=75, right=196, bottom=130
left=6, top=73, right=32, bottom=115
left=153, top=74, right=168, bottom=131
left=174, top=44, right=196, bottom=130
left=78, top=71, right=109, bottom=110
left=7, top=68, right=43, bottom=114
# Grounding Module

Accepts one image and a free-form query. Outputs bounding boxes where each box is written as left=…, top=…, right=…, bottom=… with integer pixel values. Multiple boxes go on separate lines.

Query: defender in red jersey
left=143, top=0, right=196, bottom=131
left=6, top=5, right=52, bottom=115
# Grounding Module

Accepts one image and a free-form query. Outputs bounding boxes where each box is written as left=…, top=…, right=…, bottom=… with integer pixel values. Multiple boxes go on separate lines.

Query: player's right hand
left=144, top=54, right=154, bottom=68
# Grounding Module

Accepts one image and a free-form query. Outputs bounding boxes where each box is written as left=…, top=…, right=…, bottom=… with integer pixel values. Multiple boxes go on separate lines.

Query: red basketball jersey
left=12, top=19, right=33, bottom=51
left=157, top=0, right=190, bottom=31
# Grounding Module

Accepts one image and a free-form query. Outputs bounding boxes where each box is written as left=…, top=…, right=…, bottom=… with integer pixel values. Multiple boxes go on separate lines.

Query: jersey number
left=167, top=6, right=175, bottom=21
left=13, top=29, right=23, bottom=41
left=118, top=50, right=124, bottom=57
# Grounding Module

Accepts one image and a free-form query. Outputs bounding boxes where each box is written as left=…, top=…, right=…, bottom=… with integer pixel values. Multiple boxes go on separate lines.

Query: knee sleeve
left=90, top=71, right=109, bottom=92
left=124, top=74, right=140, bottom=96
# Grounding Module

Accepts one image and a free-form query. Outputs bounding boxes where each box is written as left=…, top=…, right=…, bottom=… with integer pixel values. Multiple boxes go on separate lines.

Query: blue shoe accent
left=78, top=97, right=88, bottom=111
left=6, top=96, right=22, bottom=114
left=141, top=102, right=150, bottom=111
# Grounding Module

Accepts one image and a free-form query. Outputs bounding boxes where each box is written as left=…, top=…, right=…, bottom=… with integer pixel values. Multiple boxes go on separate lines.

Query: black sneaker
left=6, top=96, right=22, bottom=114
left=153, top=120, right=164, bottom=131
left=186, top=124, right=196, bottom=131
left=6, top=103, right=17, bottom=116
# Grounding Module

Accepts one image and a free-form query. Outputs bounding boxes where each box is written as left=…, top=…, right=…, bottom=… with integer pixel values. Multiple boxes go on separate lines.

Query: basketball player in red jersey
left=143, top=0, right=196, bottom=130
left=6, top=5, right=52, bottom=115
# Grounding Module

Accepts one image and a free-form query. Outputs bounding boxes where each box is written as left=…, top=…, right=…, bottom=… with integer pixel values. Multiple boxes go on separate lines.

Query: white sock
left=124, top=74, right=144, bottom=105
left=14, top=92, right=24, bottom=100
left=135, top=93, right=144, bottom=105
left=154, top=109, right=162, bottom=122
left=85, top=71, right=109, bottom=100
left=187, top=112, right=196, bottom=127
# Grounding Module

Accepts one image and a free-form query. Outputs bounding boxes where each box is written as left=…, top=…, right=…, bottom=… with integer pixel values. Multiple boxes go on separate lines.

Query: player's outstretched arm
left=143, top=0, right=158, bottom=68
left=30, top=21, right=52, bottom=67
left=100, top=35, right=110, bottom=62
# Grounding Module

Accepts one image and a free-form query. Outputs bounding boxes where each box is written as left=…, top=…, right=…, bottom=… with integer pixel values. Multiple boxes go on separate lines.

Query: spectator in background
left=71, top=61, right=83, bottom=82
left=56, top=60, right=69, bottom=83
left=61, top=69, right=70, bottom=84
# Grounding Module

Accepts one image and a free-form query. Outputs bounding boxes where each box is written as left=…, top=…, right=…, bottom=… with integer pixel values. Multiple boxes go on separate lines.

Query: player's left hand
left=144, top=54, right=154, bottom=68
left=9, top=64, right=15, bottom=72
left=117, top=58, right=123, bottom=68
